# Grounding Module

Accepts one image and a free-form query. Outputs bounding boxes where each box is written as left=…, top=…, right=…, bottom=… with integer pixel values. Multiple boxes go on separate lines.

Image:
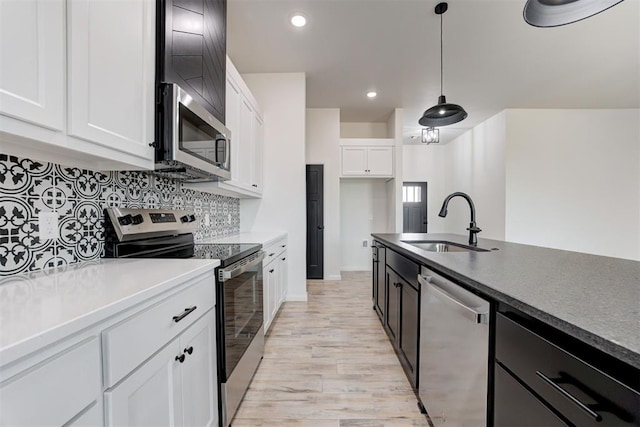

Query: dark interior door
left=306, top=165, right=324, bottom=279
left=403, top=182, right=428, bottom=233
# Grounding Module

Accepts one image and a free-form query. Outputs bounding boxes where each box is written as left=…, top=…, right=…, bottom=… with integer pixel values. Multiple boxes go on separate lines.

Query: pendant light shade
left=419, top=95, right=467, bottom=127
left=524, top=0, right=625, bottom=27
left=419, top=2, right=467, bottom=128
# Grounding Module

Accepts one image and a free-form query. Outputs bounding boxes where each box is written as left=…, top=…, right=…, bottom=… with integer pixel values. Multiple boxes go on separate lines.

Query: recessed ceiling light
left=366, top=91, right=377, bottom=98
left=291, top=14, right=307, bottom=27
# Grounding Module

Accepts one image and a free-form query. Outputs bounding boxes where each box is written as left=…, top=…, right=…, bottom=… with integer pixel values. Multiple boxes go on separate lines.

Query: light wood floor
left=232, top=271, right=430, bottom=427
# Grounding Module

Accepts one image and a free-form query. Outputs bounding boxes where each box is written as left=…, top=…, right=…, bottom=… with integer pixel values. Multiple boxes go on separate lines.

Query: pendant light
left=419, top=2, right=467, bottom=128
left=524, top=0, right=625, bottom=27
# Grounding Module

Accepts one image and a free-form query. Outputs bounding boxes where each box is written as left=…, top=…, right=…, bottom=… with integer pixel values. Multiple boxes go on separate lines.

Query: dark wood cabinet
left=494, top=363, right=568, bottom=426
left=495, top=311, right=640, bottom=427
left=399, top=277, right=419, bottom=387
left=158, top=0, right=226, bottom=123
left=385, top=267, right=400, bottom=342
left=383, top=249, right=421, bottom=390
left=372, top=242, right=386, bottom=321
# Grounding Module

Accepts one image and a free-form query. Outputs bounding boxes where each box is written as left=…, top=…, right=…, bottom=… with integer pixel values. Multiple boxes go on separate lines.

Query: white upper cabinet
left=187, top=56, right=263, bottom=198
left=341, top=143, right=394, bottom=178
left=0, top=0, right=64, bottom=130
left=0, top=0, right=154, bottom=170
left=67, top=0, right=155, bottom=161
left=367, top=146, right=394, bottom=176
left=238, top=96, right=254, bottom=188
left=251, top=114, right=264, bottom=192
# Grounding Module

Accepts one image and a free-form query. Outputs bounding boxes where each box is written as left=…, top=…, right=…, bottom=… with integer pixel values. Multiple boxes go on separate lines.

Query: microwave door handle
left=224, top=136, right=230, bottom=168
left=215, top=136, right=227, bottom=166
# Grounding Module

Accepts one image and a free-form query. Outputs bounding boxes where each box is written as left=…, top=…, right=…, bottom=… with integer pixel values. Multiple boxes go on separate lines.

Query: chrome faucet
left=438, top=192, right=482, bottom=246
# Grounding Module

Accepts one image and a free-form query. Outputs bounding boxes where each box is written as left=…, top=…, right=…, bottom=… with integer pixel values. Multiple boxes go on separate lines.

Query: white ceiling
left=227, top=0, right=639, bottom=143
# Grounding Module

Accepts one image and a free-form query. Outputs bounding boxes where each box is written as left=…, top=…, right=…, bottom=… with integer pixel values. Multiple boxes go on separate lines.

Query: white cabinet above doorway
left=340, top=139, right=394, bottom=178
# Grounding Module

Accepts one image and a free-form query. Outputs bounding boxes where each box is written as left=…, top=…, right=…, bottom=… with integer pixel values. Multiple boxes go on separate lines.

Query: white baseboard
left=285, top=293, right=308, bottom=302
left=324, top=274, right=342, bottom=281
left=340, top=266, right=371, bottom=271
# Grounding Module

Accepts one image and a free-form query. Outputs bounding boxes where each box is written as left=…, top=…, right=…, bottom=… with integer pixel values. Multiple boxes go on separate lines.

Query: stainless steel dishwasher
left=418, top=266, right=490, bottom=426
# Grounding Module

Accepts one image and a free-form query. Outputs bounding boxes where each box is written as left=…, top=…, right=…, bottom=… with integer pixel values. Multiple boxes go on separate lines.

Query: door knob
left=317, top=226, right=324, bottom=230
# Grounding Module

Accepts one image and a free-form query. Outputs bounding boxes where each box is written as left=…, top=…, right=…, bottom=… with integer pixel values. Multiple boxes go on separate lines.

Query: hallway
left=232, top=272, right=430, bottom=426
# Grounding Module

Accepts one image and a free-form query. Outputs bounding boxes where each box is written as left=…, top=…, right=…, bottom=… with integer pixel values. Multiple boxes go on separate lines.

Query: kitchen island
left=372, top=233, right=639, bottom=426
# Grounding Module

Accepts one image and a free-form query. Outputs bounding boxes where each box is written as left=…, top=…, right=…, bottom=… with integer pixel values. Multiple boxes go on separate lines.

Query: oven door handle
left=219, top=251, right=266, bottom=281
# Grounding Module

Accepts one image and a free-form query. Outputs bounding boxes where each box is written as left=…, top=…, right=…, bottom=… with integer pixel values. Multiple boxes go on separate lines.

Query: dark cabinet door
left=494, top=363, right=568, bottom=427
left=374, top=245, right=386, bottom=321
left=160, top=0, right=226, bottom=123
left=399, top=279, right=419, bottom=388
left=385, top=266, right=420, bottom=390
left=385, top=267, right=400, bottom=342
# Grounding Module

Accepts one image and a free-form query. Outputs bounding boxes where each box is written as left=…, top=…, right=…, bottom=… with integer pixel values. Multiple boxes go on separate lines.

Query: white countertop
left=199, top=231, right=287, bottom=247
left=0, top=258, right=219, bottom=365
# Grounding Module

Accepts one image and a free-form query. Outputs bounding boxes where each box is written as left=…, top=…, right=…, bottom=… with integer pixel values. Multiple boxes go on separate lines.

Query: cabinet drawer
left=496, top=313, right=640, bottom=426
left=0, top=337, right=100, bottom=426
left=494, top=363, right=567, bottom=426
left=386, top=249, right=420, bottom=289
left=263, top=237, right=287, bottom=266
left=103, top=275, right=215, bottom=387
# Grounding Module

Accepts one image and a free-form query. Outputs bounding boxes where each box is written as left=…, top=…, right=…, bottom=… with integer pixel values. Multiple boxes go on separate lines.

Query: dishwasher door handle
left=418, top=274, right=489, bottom=324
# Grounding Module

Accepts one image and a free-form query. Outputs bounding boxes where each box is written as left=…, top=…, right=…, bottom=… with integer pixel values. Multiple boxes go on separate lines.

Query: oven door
left=218, top=251, right=265, bottom=381
left=161, top=83, right=231, bottom=180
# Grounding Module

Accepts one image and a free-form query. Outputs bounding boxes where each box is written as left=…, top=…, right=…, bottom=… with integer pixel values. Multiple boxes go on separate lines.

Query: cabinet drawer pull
left=269, top=269, right=275, bottom=273
left=172, top=306, right=197, bottom=323
left=281, top=244, right=286, bottom=248
left=184, top=346, right=194, bottom=355
left=282, top=257, right=286, bottom=261
left=269, top=253, right=275, bottom=257
left=175, top=353, right=186, bottom=363
left=535, top=371, right=602, bottom=422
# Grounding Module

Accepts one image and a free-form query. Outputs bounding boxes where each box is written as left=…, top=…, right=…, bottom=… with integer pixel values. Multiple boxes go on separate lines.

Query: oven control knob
left=131, top=214, right=144, bottom=225
left=118, top=214, right=133, bottom=226
left=188, top=214, right=196, bottom=223
left=180, top=215, right=189, bottom=223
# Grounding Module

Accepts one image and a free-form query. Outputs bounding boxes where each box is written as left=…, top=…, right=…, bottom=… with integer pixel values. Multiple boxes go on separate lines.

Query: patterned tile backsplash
left=0, top=154, right=240, bottom=276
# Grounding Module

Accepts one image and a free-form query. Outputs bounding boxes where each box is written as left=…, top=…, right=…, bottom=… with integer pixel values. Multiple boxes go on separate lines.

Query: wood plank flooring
left=232, top=271, right=429, bottom=427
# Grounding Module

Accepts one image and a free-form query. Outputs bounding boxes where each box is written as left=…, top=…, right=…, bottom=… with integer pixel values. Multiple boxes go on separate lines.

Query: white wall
left=402, top=111, right=507, bottom=240
left=340, top=122, right=387, bottom=138
left=505, top=109, right=640, bottom=260
left=306, top=108, right=341, bottom=280
left=239, top=73, right=308, bottom=301
left=402, top=108, right=640, bottom=260
left=340, top=179, right=389, bottom=270
left=387, top=108, right=404, bottom=233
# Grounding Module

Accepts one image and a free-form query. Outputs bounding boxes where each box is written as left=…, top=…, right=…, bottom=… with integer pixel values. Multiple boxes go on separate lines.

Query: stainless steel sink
left=402, top=240, right=490, bottom=253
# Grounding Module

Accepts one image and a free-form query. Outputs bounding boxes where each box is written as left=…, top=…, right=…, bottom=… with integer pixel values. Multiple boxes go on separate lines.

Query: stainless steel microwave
left=155, top=83, right=231, bottom=182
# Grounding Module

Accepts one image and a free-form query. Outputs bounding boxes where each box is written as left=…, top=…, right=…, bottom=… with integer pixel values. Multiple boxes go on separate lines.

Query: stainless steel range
left=104, top=207, right=265, bottom=427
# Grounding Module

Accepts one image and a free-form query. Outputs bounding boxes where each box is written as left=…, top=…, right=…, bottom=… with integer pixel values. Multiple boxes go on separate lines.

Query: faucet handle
left=467, top=225, right=482, bottom=233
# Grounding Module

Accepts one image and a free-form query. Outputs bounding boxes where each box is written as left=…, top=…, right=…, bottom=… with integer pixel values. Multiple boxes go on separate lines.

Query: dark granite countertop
left=371, top=233, right=640, bottom=369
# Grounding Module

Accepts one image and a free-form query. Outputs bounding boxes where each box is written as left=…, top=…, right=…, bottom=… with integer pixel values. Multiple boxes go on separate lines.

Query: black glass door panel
left=220, top=266, right=263, bottom=379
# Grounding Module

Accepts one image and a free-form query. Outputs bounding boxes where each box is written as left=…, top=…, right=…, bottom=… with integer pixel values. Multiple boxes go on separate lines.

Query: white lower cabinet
left=0, top=269, right=218, bottom=427
left=180, top=310, right=218, bottom=427
left=0, top=337, right=101, bottom=426
left=263, top=237, right=288, bottom=333
left=105, top=309, right=218, bottom=427
left=105, top=339, right=182, bottom=426
left=279, top=251, right=288, bottom=306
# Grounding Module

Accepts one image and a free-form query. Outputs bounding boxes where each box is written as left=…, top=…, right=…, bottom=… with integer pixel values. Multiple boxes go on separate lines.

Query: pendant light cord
left=440, top=12, right=444, bottom=97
